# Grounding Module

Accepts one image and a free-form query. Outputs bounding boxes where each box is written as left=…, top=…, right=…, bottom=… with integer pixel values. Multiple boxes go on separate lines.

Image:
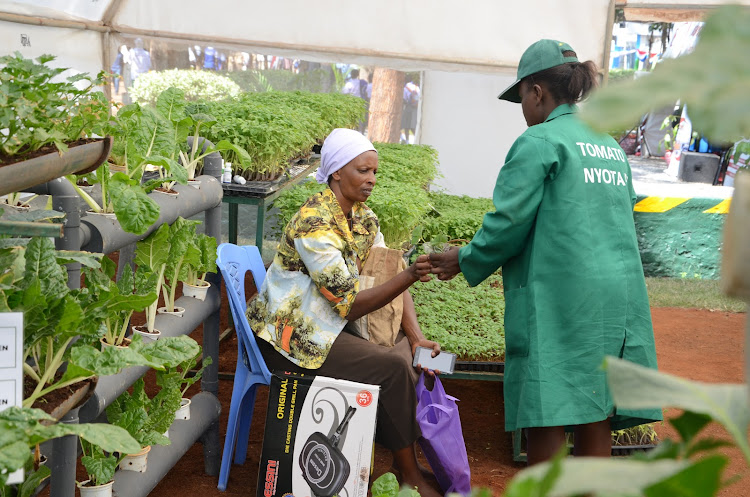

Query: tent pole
left=601, top=0, right=617, bottom=86
left=0, top=11, right=108, bottom=32
left=102, top=31, right=112, bottom=102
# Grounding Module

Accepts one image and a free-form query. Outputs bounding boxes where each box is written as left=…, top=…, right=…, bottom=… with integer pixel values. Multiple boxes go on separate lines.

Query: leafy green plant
left=135, top=223, right=170, bottom=332
left=0, top=52, right=109, bottom=162
left=106, top=378, right=172, bottom=450
left=68, top=87, right=196, bottom=233
left=0, top=407, right=140, bottom=489
left=161, top=217, right=201, bottom=312
left=194, top=91, right=366, bottom=179
left=224, top=68, right=332, bottom=93
left=180, top=232, right=218, bottom=286
left=81, top=256, right=157, bottom=347
left=370, top=472, right=420, bottom=497
left=178, top=113, right=251, bottom=181
left=410, top=272, right=505, bottom=361
left=129, top=69, right=240, bottom=106
left=156, top=348, right=212, bottom=400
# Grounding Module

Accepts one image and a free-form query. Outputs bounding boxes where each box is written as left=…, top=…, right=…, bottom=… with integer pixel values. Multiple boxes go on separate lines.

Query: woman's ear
left=532, top=83, right=544, bottom=105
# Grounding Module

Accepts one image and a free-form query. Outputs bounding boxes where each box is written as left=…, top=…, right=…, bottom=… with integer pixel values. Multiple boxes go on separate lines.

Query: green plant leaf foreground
left=582, top=5, right=750, bottom=143
left=505, top=455, right=722, bottom=497
left=604, top=357, right=750, bottom=464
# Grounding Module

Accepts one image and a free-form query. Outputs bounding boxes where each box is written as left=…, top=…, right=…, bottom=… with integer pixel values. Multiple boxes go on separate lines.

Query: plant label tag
left=0, top=312, right=24, bottom=484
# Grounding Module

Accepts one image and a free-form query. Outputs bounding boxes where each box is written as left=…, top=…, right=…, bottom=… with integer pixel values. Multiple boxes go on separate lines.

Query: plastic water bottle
left=222, top=162, right=232, bottom=183
left=233, top=175, right=246, bottom=185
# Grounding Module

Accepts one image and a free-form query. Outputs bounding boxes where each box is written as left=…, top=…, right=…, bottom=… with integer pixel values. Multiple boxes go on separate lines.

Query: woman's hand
left=411, top=338, right=442, bottom=376
left=407, top=254, right=433, bottom=283
left=428, top=247, right=461, bottom=281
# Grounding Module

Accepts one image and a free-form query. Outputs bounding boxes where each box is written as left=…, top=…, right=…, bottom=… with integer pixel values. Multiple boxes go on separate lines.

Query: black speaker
left=678, top=152, right=721, bottom=183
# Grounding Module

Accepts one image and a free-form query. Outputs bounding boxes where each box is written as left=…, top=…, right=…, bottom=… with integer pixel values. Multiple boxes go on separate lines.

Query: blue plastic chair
left=216, top=243, right=272, bottom=491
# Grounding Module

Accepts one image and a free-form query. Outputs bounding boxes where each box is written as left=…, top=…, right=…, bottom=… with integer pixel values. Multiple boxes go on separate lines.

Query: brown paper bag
left=350, top=247, right=406, bottom=347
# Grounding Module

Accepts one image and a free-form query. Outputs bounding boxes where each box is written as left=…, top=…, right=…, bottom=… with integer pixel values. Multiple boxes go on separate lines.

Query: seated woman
left=246, top=128, right=442, bottom=496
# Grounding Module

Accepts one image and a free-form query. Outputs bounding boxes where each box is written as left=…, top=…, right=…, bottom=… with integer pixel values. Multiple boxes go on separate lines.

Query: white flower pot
left=182, top=281, right=211, bottom=301
left=187, top=179, right=201, bottom=189
left=119, top=445, right=151, bottom=473
left=99, top=337, right=131, bottom=350
left=175, top=398, right=191, bottom=420
left=77, top=479, right=114, bottom=497
left=157, top=306, right=185, bottom=317
left=132, top=325, right=161, bottom=342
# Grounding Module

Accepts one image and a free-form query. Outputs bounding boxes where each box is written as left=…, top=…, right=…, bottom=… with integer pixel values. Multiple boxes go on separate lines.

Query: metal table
left=221, top=159, right=319, bottom=256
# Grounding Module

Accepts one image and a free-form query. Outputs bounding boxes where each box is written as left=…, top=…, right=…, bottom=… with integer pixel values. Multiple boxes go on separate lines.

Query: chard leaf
left=0, top=440, right=30, bottom=475
left=81, top=452, right=117, bottom=486
left=138, top=106, right=176, bottom=159
left=17, top=465, right=50, bottom=497
left=116, top=263, right=134, bottom=295
left=21, top=237, right=67, bottom=297
left=69, top=343, right=163, bottom=376
left=135, top=222, right=170, bottom=271
left=146, top=154, right=188, bottom=184
left=156, top=87, right=187, bottom=124
left=134, top=265, right=157, bottom=295
left=4, top=209, right=64, bottom=222
left=135, top=335, right=201, bottom=369
left=108, top=174, right=160, bottom=234
left=55, top=250, right=102, bottom=269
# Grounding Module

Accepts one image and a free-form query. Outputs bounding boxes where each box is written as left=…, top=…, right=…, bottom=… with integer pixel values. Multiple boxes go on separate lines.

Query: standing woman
left=428, top=39, right=662, bottom=465
left=247, top=128, right=443, bottom=496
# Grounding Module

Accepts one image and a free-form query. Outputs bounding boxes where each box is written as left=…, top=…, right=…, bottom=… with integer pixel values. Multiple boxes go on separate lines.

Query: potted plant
left=135, top=223, right=171, bottom=331
left=159, top=217, right=201, bottom=315
left=81, top=257, right=158, bottom=347
left=180, top=232, right=217, bottom=301
left=0, top=53, right=111, bottom=197
left=155, top=348, right=212, bottom=422
left=0, top=406, right=140, bottom=497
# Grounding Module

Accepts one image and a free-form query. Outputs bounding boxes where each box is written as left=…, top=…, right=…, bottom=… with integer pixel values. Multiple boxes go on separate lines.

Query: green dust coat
left=459, top=104, right=662, bottom=431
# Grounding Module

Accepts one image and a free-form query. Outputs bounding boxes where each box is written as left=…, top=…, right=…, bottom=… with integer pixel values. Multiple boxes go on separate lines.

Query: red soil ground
left=143, top=306, right=749, bottom=497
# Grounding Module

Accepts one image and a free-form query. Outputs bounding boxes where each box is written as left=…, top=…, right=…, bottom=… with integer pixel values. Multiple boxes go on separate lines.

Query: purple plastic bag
left=416, top=373, right=471, bottom=495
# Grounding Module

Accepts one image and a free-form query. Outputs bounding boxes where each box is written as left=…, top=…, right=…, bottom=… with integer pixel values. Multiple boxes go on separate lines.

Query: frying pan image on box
left=299, top=406, right=357, bottom=497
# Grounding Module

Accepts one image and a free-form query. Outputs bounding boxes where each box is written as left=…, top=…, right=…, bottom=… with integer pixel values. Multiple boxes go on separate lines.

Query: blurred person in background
left=129, top=38, right=151, bottom=82
left=401, top=79, right=420, bottom=144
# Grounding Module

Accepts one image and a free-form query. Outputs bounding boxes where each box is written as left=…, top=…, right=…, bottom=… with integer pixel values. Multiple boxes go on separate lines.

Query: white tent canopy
left=2, top=1, right=741, bottom=197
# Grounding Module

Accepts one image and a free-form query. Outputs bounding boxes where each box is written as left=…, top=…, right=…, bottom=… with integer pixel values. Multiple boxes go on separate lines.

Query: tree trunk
left=367, top=68, right=405, bottom=143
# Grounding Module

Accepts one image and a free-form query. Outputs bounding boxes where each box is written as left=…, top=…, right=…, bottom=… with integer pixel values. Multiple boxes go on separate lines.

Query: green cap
left=498, top=39, right=578, bottom=103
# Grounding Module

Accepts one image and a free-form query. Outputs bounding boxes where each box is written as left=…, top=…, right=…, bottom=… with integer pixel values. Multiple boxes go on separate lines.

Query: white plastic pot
left=175, top=398, right=191, bottom=420
left=153, top=188, right=179, bottom=197
left=187, top=179, right=201, bottom=189
left=182, top=281, right=210, bottom=301
left=157, top=306, right=185, bottom=317
left=77, top=479, right=114, bottom=497
left=132, top=325, right=161, bottom=342
left=86, top=210, right=117, bottom=220
left=99, top=337, right=131, bottom=350
left=119, top=445, right=151, bottom=473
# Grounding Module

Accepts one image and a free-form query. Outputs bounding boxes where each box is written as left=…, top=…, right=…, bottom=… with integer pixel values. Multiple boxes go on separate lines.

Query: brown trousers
left=257, top=330, right=420, bottom=451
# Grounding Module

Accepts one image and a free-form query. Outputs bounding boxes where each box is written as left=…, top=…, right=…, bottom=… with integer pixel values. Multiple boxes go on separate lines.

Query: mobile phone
left=412, top=346, right=456, bottom=374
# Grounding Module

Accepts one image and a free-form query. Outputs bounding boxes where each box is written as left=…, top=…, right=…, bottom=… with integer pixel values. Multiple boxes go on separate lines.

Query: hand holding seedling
left=428, top=247, right=461, bottom=281
left=408, top=254, right=433, bottom=282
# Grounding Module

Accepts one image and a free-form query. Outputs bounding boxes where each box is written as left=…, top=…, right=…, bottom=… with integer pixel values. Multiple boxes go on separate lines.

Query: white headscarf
left=315, top=128, right=376, bottom=184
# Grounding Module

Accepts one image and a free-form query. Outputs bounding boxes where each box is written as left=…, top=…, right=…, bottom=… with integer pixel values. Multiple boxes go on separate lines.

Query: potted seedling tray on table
left=221, top=158, right=319, bottom=256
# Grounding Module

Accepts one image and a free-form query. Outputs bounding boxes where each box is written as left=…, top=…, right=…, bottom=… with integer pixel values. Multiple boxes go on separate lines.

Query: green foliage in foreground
left=582, top=5, right=750, bottom=143
left=411, top=273, right=505, bottom=361
left=646, top=277, right=746, bottom=312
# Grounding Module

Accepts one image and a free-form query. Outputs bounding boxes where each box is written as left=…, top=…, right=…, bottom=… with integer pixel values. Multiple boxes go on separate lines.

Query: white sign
left=0, top=313, right=24, bottom=485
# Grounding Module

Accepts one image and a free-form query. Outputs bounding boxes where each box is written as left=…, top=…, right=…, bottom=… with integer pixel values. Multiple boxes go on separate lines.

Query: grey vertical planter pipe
left=111, top=392, right=221, bottom=497
left=25, top=177, right=81, bottom=289
left=47, top=408, right=79, bottom=497
left=196, top=137, right=223, bottom=476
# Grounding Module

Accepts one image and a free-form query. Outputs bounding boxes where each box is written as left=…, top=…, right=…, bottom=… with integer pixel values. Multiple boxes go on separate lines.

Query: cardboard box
left=258, top=371, right=380, bottom=497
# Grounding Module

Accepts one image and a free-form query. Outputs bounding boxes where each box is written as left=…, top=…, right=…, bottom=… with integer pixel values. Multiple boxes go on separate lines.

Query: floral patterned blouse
left=246, top=187, right=385, bottom=369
